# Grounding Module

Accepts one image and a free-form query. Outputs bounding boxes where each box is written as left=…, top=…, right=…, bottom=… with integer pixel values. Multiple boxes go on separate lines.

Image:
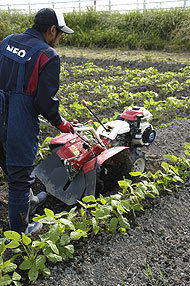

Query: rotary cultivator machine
left=35, top=101, right=156, bottom=205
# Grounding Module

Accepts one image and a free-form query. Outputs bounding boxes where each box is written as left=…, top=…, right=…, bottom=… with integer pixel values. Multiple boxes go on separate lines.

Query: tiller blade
left=34, top=150, right=86, bottom=205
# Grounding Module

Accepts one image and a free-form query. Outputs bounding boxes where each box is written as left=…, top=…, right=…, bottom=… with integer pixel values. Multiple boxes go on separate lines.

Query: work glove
left=57, top=119, right=75, bottom=134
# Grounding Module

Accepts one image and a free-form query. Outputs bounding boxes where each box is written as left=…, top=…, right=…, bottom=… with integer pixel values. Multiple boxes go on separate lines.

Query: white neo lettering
left=6, top=45, right=26, bottom=58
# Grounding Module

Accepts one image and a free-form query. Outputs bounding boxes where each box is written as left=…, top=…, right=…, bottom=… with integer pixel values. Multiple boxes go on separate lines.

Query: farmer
left=0, top=8, right=75, bottom=234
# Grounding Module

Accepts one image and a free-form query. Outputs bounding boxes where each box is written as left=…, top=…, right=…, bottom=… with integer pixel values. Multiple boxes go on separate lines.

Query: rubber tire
left=128, top=149, right=146, bottom=173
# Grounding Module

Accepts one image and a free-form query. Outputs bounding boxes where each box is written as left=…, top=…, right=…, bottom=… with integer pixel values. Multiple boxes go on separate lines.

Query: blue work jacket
left=0, top=28, right=63, bottom=166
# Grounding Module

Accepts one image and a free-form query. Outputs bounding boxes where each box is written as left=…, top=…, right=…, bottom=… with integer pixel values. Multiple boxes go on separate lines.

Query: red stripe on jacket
left=26, top=52, right=49, bottom=95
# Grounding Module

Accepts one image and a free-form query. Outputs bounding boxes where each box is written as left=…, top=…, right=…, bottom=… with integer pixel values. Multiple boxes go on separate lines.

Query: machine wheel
left=129, top=149, right=146, bottom=173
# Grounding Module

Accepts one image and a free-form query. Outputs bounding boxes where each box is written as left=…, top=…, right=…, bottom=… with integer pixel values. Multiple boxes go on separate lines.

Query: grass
left=56, top=46, right=190, bottom=64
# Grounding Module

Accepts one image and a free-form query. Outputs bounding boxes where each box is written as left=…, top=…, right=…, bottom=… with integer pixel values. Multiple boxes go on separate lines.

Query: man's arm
left=33, top=55, right=62, bottom=127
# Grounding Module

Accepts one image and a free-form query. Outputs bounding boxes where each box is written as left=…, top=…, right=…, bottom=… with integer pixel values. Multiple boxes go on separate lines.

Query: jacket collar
left=24, top=28, right=47, bottom=43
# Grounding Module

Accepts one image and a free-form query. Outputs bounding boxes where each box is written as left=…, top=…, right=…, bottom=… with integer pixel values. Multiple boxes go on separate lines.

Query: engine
left=97, top=106, right=156, bottom=148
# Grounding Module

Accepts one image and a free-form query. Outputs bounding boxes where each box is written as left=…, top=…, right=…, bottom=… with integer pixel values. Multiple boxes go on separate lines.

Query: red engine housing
left=121, top=106, right=144, bottom=121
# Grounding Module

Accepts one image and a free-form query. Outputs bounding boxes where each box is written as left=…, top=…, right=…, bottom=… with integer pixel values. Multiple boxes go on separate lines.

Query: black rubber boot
left=30, top=189, right=47, bottom=215
left=8, top=189, right=42, bottom=234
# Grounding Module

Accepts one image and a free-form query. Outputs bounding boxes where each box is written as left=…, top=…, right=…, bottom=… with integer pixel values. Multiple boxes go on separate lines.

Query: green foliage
left=36, top=136, right=53, bottom=165
left=62, top=8, right=189, bottom=50
left=0, top=10, right=33, bottom=40
left=1, top=148, right=190, bottom=284
left=57, top=62, right=190, bottom=126
left=0, top=210, right=77, bottom=283
left=1, top=8, right=190, bottom=50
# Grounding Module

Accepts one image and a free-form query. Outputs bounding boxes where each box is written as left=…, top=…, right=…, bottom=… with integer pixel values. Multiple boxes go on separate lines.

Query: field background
left=1, top=8, right=190, bottom=51
left=0, top=8, right=190, bottom=286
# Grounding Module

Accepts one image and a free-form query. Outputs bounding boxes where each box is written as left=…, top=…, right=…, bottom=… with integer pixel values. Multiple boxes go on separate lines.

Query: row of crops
left=57, top=61, right=190, bottom=127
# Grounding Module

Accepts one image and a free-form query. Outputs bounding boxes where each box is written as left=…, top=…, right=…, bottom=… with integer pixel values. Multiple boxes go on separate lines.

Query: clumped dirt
left=0, top=58, right=190, bottom=285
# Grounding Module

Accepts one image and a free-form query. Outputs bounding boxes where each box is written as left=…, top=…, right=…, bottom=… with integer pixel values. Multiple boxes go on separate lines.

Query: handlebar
left=74, top=126, right=106, bottom=149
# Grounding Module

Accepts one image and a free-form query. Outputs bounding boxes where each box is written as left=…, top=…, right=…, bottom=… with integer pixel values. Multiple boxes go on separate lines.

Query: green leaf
left=4, top=263, right=17, bottom=274
left=64, top=244, right=74, bottom=255
left=0, top=256, right=3, bottom=266
left=77, top=201, right=87, bottom=208
left=134, top=188, right=145, bottom=199
left=46, top=240, right=59, bottom=254
left=148, top=184, right=159, bottom=195
left=95, top=206, right=112, bottom=220
left=161, top=161, right=169, bottom=172
left=35, top=255, right=46, bottom=270
left=173, top=175, right=184, bottom=183
left=121, top=200, right=131, bottom=212
left=19, top=258, right=33, bottom=270
left=13, top=281, right=21, bottom=286
left=118, top=180, right=128, bottom=189
left=47, top=253, right=62, bottom=263
left=129, top=171, right=143, bottom=177
left=70, top=230, right=87, bottom=240
left=97, top=194, right=107, bottom=205
left=54, top=211, right=68, bottom=219
left=44, top=208, right=54, bottom=217
left=32, top=215, right=45, bottom=222
left=59, top=218, right=75, bottom=230
left=111, top=193, right=122, bottom=200
left=0, top=274, right=12, bottom=285
left=109, top=217, right=118, bottom=232
left=60, top=234, right=71, bottom=246
left=21, top=234, right=31, bottom=246
left=145, top=192, right=156, bottom=198
left=40, top=224, right=60, bottom=243
left=4, top=231, right=21, bottom=241
left=116, top=205, right=128, bottom=213
left=42, top=246, right=52, bottom=256
left=1, top=260, right=11, bottom=270
left=118, top=215, right=130, bottom=229
left=42, top=267, right=51, bottom=278
left=82, top=195, right=96, bottom=203
left=6, top=241, right=20, bottom=249
left=91, top=217, right=99, bottom=235
left=80, top=207, right=86, bottom=217
left=0, top=242, right=6, bottom=256
left=38, top=217, right=56, bottom=224
left=163, top=154, right=178, bottom=162
left=28, top=266, right=39, bottom=282
left=12, top=272, right=21, bottom=281
left=32, top=240, right=46, bottom=249
left=67, top=206, right=77, bottom=220
left=134, top=204, right=144, bottom=211
left=76, top=221, right=89, bottom=232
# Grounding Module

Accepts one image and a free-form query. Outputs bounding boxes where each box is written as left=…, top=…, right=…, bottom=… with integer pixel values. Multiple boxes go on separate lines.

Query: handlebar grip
left=81, top=100, right=87, bottom=107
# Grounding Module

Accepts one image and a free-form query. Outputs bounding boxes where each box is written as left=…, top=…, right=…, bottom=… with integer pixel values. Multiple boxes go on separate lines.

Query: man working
left=0, top=8, right=74, bottom=234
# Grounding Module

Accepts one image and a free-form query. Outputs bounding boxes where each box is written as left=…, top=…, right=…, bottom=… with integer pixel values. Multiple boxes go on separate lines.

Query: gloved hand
left=56, top=120, right=75, bottom=134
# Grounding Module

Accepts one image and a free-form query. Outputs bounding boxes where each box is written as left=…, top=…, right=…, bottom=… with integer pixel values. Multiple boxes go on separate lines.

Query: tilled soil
left=0, top=58, right=190, bottom=285
left=39, top=186, right=190, bottom=286
left=35, top=118, right=190, bottom=286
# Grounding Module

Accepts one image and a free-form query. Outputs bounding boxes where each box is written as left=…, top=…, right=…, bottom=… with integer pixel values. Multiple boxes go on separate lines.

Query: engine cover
left=97, top=120, right=130, bottom=141
left=121, top=106, right=152, bottom=121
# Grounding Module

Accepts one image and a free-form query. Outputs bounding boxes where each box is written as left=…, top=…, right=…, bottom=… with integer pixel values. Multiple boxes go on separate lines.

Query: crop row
left=57, top=62, right=190, bottom=127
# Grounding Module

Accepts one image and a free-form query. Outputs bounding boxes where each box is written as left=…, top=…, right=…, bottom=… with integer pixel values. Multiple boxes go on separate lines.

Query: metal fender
left=97, top=146, right=128, bottom=165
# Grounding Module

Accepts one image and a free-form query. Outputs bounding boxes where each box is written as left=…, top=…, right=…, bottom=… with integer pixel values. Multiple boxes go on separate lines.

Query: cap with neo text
left=34, top=8, right=74, bottom=34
